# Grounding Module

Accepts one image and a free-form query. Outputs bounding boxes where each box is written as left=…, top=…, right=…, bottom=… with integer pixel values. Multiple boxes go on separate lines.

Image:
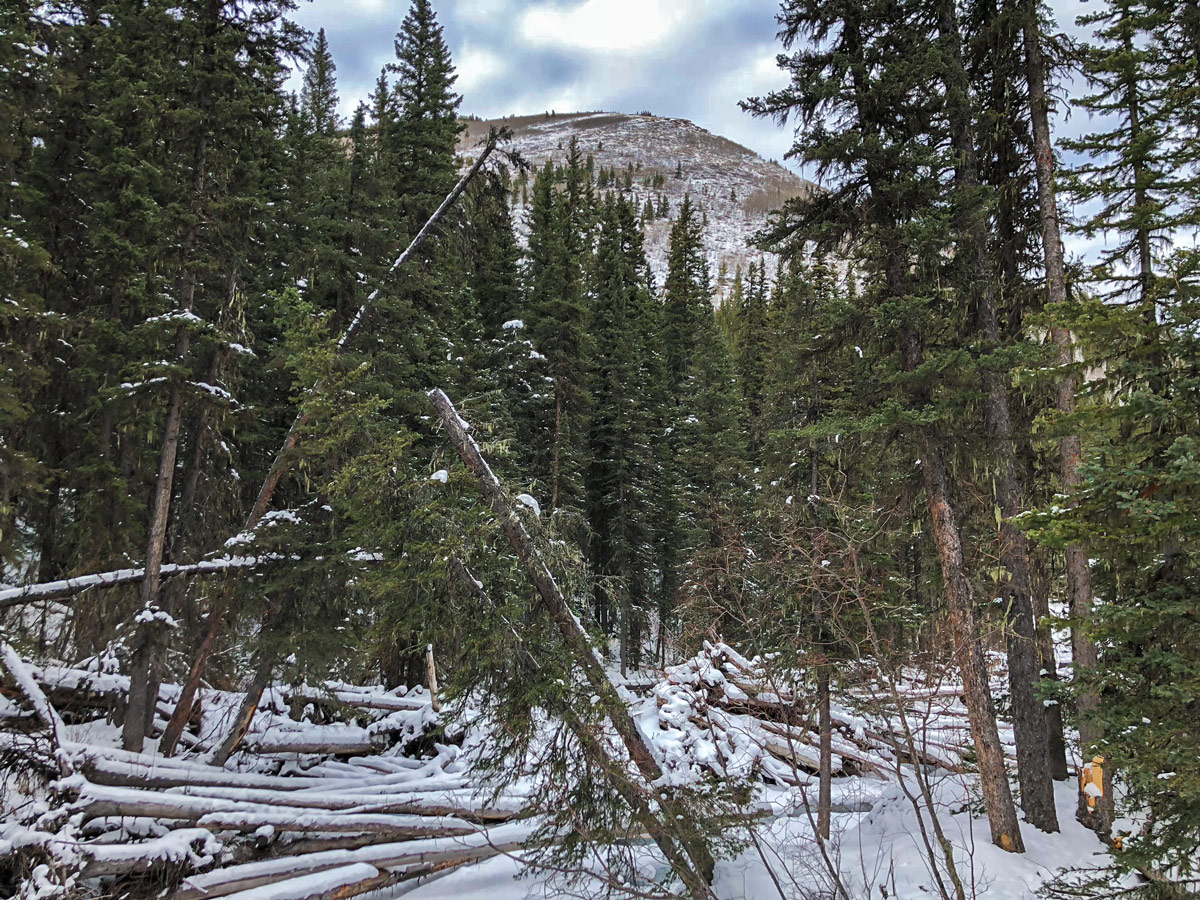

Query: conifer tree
left=585, top=194, right=659, bottom=670
left=1026, top=0, right=1200, bottom=871
left=745, top=0, right=1026, bottom=852
left=0, top=0, right=50, bottom=572
left=524, top=151, right=593, bottom=512
left=735, top=260, right=770, bottom=452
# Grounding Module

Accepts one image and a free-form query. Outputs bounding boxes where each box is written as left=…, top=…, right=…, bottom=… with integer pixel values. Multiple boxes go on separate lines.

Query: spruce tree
left=0, top=1, right=50, bottom=572
left=584, top=194, right=659, bottom=670
left=524, top=153, right=593, bottom=512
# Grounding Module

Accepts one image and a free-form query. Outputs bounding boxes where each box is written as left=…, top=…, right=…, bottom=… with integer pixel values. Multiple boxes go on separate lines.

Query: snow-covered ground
left=1, top=643, right=1117, bottom=900
left=400, top=779, right=1108, bottom=899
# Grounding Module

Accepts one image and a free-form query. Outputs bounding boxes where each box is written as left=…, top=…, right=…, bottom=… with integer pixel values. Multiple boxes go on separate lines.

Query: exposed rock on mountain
left=460, top=111, right=816, bottom=298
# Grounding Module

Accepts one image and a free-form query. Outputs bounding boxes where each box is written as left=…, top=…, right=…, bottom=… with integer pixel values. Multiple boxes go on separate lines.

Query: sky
left=289, top=0, right=1092, bottom=177
left=291, top=0, right=834, bottom=171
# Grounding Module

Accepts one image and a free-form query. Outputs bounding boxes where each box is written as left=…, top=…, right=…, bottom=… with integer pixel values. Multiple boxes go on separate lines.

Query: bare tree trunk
left=817, top=663, right=832, bottom=841
left=430, top=388, right=717, bottom=896
left=425, top=644, right=440, bottom=713
left=1031, top=550, right=1069, bottom=780
left=123, top=274, right=198, bottom=752
left=1020, top=2, right=1111, bottom=832
left=918, top=438, right=1025, bottom=853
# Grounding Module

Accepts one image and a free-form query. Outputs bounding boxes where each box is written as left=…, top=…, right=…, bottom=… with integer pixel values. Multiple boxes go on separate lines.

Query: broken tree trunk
left=429, top=388, right=717, bottom=898
left=168, top=131, right=506, bottom=761
left=0, top=643, right=74, bottom=777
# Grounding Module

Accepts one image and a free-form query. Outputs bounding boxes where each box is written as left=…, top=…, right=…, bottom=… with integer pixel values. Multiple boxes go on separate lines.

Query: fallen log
left=194, top=810, right=478, bottom=838
left=0, top=557, right=273, bottom=610
left=245, top=738, right=382, bottom=757
left=302, top=689, right=428, bottom=714
left=172, top=785, right=516, bottom=823
left=61, top=781, right=483, bottom=839
left=78, top=753, right=329, bottom=792
left=217, top=862, right=384, bottom=900
left=79, top=828, right=223, bottom=879
left=174, top=827, right=532, bottom=900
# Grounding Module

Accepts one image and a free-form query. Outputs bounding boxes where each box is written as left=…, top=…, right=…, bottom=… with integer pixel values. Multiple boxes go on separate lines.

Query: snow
left=461, top=112, right=818, bottom=301
left=430, top=469, right=450, bottom=483
left=221, top=863, right=380, bottom=900
left=501, top=318, right=524, bottom=330
left=515, top=493, right=541, bottom=517
left=3, top=630, right=1116, bottom=900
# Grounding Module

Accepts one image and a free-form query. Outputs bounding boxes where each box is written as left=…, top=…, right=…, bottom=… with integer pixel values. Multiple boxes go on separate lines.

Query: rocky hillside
left=460, top=112, right=816, bottom=300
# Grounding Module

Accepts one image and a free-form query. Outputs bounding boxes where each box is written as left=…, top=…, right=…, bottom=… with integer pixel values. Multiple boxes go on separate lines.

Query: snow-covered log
left=0, top=556, right=271, bottom=609
left=0, top=643, right=74, bottom=776
left=173, top=824, right=532, bottom=900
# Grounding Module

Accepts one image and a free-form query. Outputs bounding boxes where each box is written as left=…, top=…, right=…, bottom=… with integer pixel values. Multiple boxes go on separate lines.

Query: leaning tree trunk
left=1020, top=1, right=1112, bottom=833
left=916, top=433, right=1025, bottom=854
left=123, top=262, right=200, bottom=752
left=429, top=388, right=717, bottom=896
left=186, top=136, right=507, bottom=762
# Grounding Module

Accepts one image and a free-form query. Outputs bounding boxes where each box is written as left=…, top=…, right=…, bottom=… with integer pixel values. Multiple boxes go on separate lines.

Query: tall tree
left=744, top=0, right=1026, bottom=852
left=585, top=194, right=660, bottom=670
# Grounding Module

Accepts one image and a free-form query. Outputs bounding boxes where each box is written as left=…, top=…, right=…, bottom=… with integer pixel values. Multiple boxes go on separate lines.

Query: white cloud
left=519, top=0, right=696, bottom=53
left=456, top=45, right=506, bottom=95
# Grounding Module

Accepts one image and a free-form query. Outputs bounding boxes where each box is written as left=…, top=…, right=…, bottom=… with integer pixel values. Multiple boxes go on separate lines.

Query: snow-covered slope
left=460, top=111, right=817, bottom=300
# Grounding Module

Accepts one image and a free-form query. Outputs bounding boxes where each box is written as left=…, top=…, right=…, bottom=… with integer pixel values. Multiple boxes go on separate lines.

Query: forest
left=0, top=0, right=1197, bottom=898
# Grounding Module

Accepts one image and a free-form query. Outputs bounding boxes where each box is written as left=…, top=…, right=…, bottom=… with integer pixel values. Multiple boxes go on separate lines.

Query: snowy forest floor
left=1, top=643, right=1117, bottom=900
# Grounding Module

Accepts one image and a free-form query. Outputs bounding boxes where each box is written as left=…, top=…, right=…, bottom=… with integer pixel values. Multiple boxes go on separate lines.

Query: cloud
left=518, top=0, right=694, bottom=53
left=289, top=0, right=1093, bottom=179
left=455, top=44, right=507, bottom=95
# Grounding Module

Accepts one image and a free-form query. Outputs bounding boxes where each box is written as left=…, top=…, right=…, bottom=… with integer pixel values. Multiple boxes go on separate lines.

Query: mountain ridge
left=459, top=111, right=816, bottom=299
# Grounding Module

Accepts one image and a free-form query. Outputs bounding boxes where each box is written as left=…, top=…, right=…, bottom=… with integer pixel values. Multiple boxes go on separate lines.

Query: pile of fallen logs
left=0, top=646, right=527, bottom=900
left=647, top=641, right=1016, bottom=788
left=1, top=637, right=1020, bottom=899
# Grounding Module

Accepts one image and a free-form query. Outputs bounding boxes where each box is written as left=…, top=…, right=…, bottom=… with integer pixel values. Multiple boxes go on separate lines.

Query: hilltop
left=460, top=111, right=817, bottom=299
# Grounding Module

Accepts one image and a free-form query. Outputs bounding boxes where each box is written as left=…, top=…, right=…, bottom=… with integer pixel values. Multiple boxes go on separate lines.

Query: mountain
left=459, top=111, right=816, bottom=300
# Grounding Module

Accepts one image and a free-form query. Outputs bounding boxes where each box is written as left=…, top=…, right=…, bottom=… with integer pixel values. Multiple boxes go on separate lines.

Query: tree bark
left=817, top=663, right=832, bottom=841
left=918, top=441, right=1025, bottom=853
left=209, top=655, right=273, bottom=767
left=123, top=287, right=197, bottom=752
left=429, top=388, right=717, bottom=896
left=1031, top=550, right=1070, bottom=780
